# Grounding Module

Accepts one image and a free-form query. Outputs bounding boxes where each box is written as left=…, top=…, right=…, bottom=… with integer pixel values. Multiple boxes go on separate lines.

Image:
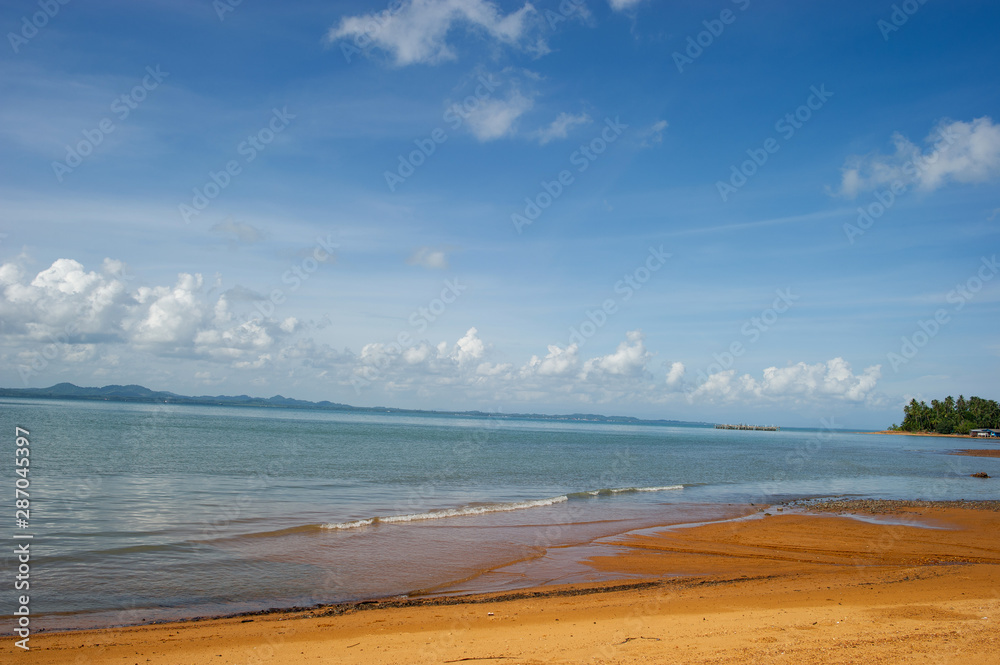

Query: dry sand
left=17, top=502, right=1000, bottom=664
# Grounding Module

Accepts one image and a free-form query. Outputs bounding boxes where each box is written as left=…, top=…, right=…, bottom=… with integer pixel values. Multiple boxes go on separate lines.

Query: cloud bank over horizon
left=2, top=256, right=884, bottom=417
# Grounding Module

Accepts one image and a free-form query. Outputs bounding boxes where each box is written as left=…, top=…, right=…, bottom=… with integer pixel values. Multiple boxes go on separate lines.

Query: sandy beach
left=874, top=430, right=997, bottom=439
left=17, top=500, right=1000, bottom=664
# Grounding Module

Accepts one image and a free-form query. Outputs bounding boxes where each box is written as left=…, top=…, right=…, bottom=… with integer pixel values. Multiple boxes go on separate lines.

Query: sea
left=1, top=397, right=996, bottom=632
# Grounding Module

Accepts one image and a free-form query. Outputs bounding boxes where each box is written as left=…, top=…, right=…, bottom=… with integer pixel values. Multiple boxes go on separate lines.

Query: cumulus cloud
left=532, top=112, right=590, bottom=145
left=452, top=327, right=486, bottom=365
left=336, top=329, right=659, bottom=404
left=665, top=361, right=685, bottom=387
left=407, top=246, right=449, bottom=269
left=328, top=0, right=541, bottom=66
left=690, top=358, right=881, bottom=404
left=581, top=330, right=652, bottom=379
left=838, top=117, right=1000, bottom=197
left=0, top=258, right=131, bottom=340
left=0, top=257, right=295, bottom=376
left=346, top=327, right=495, bottom=393
left=523, top=343, right=579, bottom=377
left=0, top=262, right=885, bottom=416
left=465, top=90, right=534, bottom=141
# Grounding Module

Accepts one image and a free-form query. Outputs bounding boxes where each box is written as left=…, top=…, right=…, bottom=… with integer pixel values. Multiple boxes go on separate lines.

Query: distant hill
left=0, top=383, right=711, bottom=427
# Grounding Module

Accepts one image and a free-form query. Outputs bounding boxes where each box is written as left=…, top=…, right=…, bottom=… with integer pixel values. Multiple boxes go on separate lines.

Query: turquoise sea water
left=1, top=398, right=996, bottom=631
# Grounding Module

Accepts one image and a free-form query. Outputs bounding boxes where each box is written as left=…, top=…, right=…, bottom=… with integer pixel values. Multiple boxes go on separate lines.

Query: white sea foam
left=574, top=485, right=684, bottom=497
left=322, top=496, right=569, bottom=530
left=324, top=518, right=376, bottom=530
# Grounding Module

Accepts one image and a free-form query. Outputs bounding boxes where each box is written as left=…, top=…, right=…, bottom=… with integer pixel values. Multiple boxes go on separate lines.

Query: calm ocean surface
left=1, top=398, right=996, bottom=631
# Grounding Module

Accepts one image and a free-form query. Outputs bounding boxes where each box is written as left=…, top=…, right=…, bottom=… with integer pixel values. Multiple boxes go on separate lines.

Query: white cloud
left=234, top=354, right=271, bottom=370
left=194, top=371, right=226, bottom=386
left=128, top=273, right=208, bottom=348
left=0, top=261, right=885, bottom=418
left=331, top=329, right=659, bottom=404
left=465, top=90, right=534, bottom=141
left=640, top=119, right=668, bottom=148
left=532, top=112, right=590, bottom=144
left=581, top=330, right=652, bottom=378
left=608, top=0, right=645, bottom=11
left=665, top=361, right=684, bottom=387
left=407, top=246, right=449, bottom=269
left=690, top=358, right=881, bottom=404
left=451, top=327, right=486, bottom=365
left=0, top=257, right=294, bottom=372
left=838, top=117, right=1000, bottom=197
left=0, top=258, right=132, bottom=340
left=477, top=361, right=512, bottom=376
left=523, top=343, right=579, bottom=377
left=328, top=0, right=541, bottom=66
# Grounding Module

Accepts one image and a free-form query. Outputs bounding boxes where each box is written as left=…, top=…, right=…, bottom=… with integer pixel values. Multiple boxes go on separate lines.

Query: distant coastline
left=0, top=382, right=712, bottom=428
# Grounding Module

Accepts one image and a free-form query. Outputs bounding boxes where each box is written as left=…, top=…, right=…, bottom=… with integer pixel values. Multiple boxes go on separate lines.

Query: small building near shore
left=969, top=428, right=1000, bottom=438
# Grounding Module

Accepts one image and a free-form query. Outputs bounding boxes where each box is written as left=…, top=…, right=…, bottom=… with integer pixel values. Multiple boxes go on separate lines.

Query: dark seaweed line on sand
left=792, top=499, right=1000, bottom=514
left=189, top=575, right=780, bottom=625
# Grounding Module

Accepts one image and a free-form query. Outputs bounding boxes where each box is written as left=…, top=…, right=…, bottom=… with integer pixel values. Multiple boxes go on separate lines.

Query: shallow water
left=1, top=398, right=995, bottom=631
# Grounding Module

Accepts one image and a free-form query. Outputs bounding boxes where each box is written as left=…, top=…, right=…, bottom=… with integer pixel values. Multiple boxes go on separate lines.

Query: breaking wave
left=321, top=485, right=683, bottom=530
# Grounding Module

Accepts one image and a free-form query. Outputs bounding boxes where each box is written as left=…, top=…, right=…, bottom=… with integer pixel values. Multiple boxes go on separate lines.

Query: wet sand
left=17, top=502, right=1000, bottom=664
left=952, top=449, right=1000, bottom=458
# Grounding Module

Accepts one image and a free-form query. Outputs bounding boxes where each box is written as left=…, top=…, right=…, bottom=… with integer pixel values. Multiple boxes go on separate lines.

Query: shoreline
left=872, top=429, right=997, bottom=439
left=17, top=500, right=1000, bottom=664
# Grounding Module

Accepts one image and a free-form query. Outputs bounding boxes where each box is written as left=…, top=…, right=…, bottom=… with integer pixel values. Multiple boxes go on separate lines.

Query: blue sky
left=1, top=0, right=998, bottom=427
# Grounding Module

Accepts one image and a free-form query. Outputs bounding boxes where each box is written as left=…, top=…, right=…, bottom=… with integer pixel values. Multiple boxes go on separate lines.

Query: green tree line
left=889, top=395, right=1000, bottom=434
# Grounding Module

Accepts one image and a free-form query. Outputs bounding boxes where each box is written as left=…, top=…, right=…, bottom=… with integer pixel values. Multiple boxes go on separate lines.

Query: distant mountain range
left=0, top=383, right=712, bottom=427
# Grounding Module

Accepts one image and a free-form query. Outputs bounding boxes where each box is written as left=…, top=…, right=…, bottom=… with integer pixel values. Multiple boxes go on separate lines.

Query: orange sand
left=15, top=505, right=1000, bottom=664
left=874, top=430, right=984, bottom=439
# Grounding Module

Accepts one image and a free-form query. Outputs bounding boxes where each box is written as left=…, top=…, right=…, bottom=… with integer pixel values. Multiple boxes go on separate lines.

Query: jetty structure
left=715, top=423, right=781, bottom=431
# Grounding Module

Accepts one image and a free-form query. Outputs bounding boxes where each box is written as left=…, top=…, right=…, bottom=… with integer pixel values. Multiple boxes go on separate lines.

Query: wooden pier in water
left=714, top=423, right=781, bottom=431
